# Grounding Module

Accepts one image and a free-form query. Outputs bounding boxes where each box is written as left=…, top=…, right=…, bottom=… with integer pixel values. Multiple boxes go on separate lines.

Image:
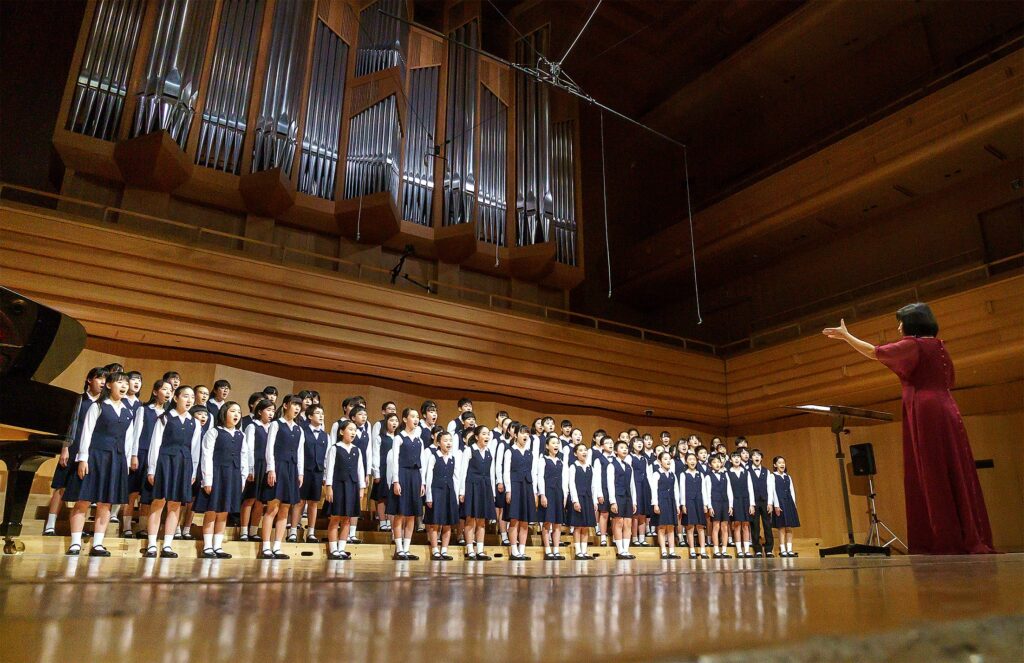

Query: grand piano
left=0, top=286, right=86, bottom=552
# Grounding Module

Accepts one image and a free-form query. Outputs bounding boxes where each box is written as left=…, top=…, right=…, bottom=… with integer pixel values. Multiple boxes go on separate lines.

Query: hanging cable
left=683, top=145, right=702, bottom=324
left=600, top=111, right=612, bottom=299
left=559, top=0, right=603, bottom=65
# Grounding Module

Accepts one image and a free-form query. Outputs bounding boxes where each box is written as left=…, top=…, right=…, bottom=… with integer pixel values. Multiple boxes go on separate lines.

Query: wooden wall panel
left=0, top=206, right=727, bottom=427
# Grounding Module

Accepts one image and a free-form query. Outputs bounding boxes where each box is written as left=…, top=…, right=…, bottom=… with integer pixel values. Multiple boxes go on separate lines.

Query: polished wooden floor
left=0, top=549, right=1021, bottom=663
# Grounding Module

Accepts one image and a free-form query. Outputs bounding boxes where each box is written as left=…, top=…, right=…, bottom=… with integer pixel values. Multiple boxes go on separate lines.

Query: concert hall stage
left=1, top=549, right=1020, bottom=662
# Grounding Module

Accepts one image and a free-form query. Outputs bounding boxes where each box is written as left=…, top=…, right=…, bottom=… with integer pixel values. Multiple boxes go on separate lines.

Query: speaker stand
left=819, top=414, right=891, bottom=558
left=865, top=475, right=907, bottom=552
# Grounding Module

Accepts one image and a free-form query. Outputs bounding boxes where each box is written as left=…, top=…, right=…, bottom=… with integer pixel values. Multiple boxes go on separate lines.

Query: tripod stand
left=865, top=475, right=907, bottom=551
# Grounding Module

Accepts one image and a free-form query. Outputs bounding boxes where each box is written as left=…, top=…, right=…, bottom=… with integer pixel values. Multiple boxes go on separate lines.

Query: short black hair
left=457, top=397, right=473, bottom=408
left=460, top=411, right=476, bottom=422
left=896, top=302, right=939, bottom=337
left=162, top=371, right=181, bottom=380
left=560, top=419, right=572, bottom=428
left=262, top=386, right=278, bottom=396
left=247, top=392, right=264, bottom=408
left=213, top=379, right=231, bottom=390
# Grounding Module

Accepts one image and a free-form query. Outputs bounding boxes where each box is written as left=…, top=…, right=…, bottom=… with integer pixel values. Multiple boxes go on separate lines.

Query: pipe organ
left=53, top=0, right=583, bottom=288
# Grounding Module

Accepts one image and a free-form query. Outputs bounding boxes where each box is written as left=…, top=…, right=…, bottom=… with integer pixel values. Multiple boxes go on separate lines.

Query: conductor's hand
left=654, top=505, right=661, bottom=515
left=77, top=460, right=89, bottom=480
left=822, top=319, right=850, bottom=340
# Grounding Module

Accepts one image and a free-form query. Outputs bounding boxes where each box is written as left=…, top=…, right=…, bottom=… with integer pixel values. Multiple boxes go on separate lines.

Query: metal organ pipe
left=477, top=87, right=507, bottom=245
left=551, top=120, right=577, bottom=265
left=355, top=0, right=408, bottom=78
left=443, top=19, right=479, bottom=227
left=344, top=95, right=401, bottom=204
left=195, top=0, right=265, bottom=174
left=298, top=20, right=349, bottom=200
left=515, top=28, right=554, bottom=248
left=252, top=0, right=314, bottom=175
left=401, top=66, right=439, bottom=226
left=66, top=0, right=146, bottom=141
left=131, top=0, right=216, bottom=148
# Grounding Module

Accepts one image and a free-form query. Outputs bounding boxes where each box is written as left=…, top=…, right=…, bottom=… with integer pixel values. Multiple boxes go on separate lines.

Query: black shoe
left=142, top=546, right=158, bottom=558
left=347, top=537, right=361, bottom=544
left=790, top=551, right=799, bottom=557
left=442, top=553, right=454, bottom=561
left=457, top=538, right=466, bottom=545
left=544, top=552, right=556, bottom=560
left=765, top=551, right=774, bottom=558
left=251, top=534, right=262, bottom=542
left=286, top=533, right=298, bottom=543
left=431, top=552, right=444, bottom=561
left=661, top=553, right=672, bottom=560
left=109, top=515, right=119, bottom=524
left=215, top=549, right=232, bottom=559
left=182, top=532, right=195, bottom=541
left=574, top=553, right=590, bottom=560
left=259, top=550, right=276, bottom=559
left=305, top=535, right=320, bottom=544
left=239, top=533, right=250, bottom=542
left=476, top=553, right=491, bottom=561
left=173, top=533, right=182, bottom=540
left=122, top=530, right=133, bottom=539
left=340, top=551, right=352, bottom=560
left=555, top=553, right=567, bottom=560
left=43, top=528, right=56, bottom=536
left=615, top=553, right=633, bottom=560
left=639, top=541, right=652, bottom=547
left=668, top=552, right=682, bottom=559
left=466, top=552, right=477, bottom=560
left=700, top=553, right=710, bottom=559
left=161, top=547, right=178, bottom=558
left=137, top=530, right=148, bottom=539
left=65, top=544, right=81, bottom=556
left=501, top=538, right=511, bottom=546
left=405, top=552, right=420, bottom=560
left=329, top=551, right=345, bottom=560
left=201, top=549, right=218, bottom=559
left=393, top=551, right=406, bottom=561
left=689, top=552, right=698, bottom=559
left=274, top=551, right=290, bottom=560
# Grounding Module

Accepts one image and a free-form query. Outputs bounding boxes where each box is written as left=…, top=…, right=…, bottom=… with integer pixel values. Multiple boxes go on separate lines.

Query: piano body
left=0, top=286, right=86, bottom=551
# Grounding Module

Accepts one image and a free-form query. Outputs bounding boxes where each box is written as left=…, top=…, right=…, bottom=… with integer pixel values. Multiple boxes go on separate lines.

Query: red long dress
left=875, top=336, right=995, bottom=554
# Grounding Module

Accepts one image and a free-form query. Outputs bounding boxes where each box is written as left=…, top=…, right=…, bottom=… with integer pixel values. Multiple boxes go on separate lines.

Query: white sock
left=349, top=524, right=357, bottom=538
left=623, top=539, right=630, bottom=551
left=432, top=546, right=439, bottom=554
left=147, top=534, right=157, bottom=548
left=92, top=532, right=104, bottom=547
left=124, top=516, right=132, bottom=530
left=476, top=541, right=485, bottom=554
left=713, top=545, right=720, bottom=554
left=441, top=546, right=448, bottom=554
left=45, top=514, right=57, bottom=530
left=175, top=527, right=181, bottom=536
left=289, top=526, right=298, bottom=537
left=163, top=535, right=173, bottom=549
left=787, top=542, right=793, bottom=552
left=574, top=542, right=582, bottom=555
left=248, top=526, right=258, bottom=537
left=582, top=541, right=589, bottom=554
left=203, top=534, right=213, bottom=549
left=213, top=534, right=223, bottom=550
left=272, top=540, right=282, bottom=552
left=70, top=532, right=82, bottom=547
left=308, top=527, right=315, bottom=537
left=338, top=539, right=347, bottom=552
left=466, top=543, right=474, bottom=554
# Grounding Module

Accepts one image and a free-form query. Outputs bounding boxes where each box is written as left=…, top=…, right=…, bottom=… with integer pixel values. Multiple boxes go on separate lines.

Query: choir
left=44, top=365, right=802, bottom=560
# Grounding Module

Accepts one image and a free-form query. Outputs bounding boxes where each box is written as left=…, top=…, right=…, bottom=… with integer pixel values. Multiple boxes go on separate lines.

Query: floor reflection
left=0, top=555, right=1020, bottom=662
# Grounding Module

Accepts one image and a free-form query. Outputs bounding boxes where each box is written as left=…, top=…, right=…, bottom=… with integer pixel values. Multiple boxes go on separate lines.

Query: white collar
left=170, top=410, right=191, bottom=422
left=309, top=425, right=324, bottom=432
left=217, top=425, right=238, bottom=433
left=277, top=417, right=296, bottom=428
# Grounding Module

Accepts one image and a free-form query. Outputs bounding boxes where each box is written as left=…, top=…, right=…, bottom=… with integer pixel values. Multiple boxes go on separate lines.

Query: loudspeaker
left=849, top=443, right=876, bottom=476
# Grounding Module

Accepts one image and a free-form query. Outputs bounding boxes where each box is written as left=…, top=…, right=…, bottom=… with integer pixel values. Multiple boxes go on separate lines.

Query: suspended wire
left=683, top=146, right=702, bottom=324
left=558, top=0, right=603, bottom=65
left=599, top=111, right=612, bottom=299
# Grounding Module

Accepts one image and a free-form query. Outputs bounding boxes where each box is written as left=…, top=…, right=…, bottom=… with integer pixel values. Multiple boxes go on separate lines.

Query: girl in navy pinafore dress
left=44, top=367, right=107, bottom=537
left=727, top=452, right=756, bottom=558
left=771, top=456, right=801, bottom=557
left=373, top=412, right=400, bottom=532
left=196, top=402, right=249, bottom=559
left=461, top=426, right=497, bottom=560
left=143, top=385, right=202, bottom=559
left=680, top=452, right=710, bottom=559
left=386, top=408, right=426, bottom=560
left=122, top=379, right=171, bottom=538
left=607, top=440, right=637, bottom=559
left=324, top=419, right=365, bottom=560
left=537, top=435, right=567, bottom=560
left=707, top=455, right=734, bottom=558
left=567, top=444, right=598, bottom=559
left=425, top=431, right=460, bottom=561
left=239, top=398, right=274, bottom=541
left=258, top=395, right=305, bottom=560
left=649, top=451, right=681, bottom=558
left=629, top=437, right=652, bottom=548
left=64, top=372, right=135, bottom=557
left=503, top=424, right=538, bottom=561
